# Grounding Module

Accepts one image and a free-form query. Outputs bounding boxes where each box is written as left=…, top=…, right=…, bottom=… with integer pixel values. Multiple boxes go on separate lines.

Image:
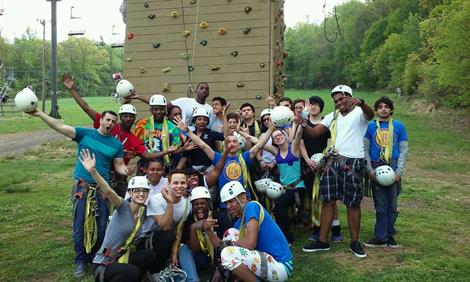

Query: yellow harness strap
left=311, top=173, right=322, bottom=226
left=117, top=206, right=145, bottom=264
left=84, top=186, right=98, bottom=254
left=329, top=110, right=340, bottom=151
left=195, top=215, right=215, bottom=263
left=375, top=119, right=394, bottom=163
left=175, top=198, right=190, bottom=237
left=239, top=201, right=265, bottom=239
left=238, top=154, right=258, bottom=201
left=149, top=116, right=171, bottom=166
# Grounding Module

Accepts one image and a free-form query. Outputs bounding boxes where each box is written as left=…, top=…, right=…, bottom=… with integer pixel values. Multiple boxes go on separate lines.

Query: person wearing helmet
left=297, top=85, right=374, bottom=258
left=177, top=107, right=224, bottom=172
left=78, top=149, right=156, bottom=282
left=171, top=82, right=215, bottom=127
left=133, top=94, right=181, bottom=170
left=300, top=96, right=343, bottom=243
left=218, top=181, right=293, bottom=281
left=363, top=96, right=408, bottom=248
left=178, top=186, right=231, bottom=281
left=26, top=108, right=133, bottom=277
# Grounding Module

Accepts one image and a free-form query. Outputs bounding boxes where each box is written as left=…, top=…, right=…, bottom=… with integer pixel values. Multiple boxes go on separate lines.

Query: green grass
left=0, top=90, right=469, bottom=281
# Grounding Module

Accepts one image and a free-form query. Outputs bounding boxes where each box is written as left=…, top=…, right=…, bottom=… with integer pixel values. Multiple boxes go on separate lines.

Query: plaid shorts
left=319, top=158, right=365, bottom=208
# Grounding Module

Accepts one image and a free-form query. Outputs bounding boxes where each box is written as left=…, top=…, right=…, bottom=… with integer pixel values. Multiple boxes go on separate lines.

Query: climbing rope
left=323, top=2, right=343, bottom=43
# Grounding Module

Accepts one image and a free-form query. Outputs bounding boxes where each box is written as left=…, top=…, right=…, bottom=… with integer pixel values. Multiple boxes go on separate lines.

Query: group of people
left=28, top=75, right=408, bottom=281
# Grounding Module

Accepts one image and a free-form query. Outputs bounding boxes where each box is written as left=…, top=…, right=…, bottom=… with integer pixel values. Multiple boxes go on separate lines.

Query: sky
left=0, top=0, right=349, bottom=43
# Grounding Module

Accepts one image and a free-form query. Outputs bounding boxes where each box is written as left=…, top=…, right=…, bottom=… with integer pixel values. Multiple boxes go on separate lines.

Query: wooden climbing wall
left=123, top=0, right=286, bottom=115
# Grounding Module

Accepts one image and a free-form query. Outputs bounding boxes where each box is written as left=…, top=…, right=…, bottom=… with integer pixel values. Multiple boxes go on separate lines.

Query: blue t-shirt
left=73, top=127, right=124, bottom=184
left=233, top=202, right=292, bottom=263
left=364, top=119, right=408, bottom=169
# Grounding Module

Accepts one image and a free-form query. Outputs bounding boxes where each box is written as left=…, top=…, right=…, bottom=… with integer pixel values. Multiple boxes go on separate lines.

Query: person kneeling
left=219, top=181, right=293, bottom=282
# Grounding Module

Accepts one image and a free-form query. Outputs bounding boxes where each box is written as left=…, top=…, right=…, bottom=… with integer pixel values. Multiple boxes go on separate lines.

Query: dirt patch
left=361, top=197, right=375, bottom=212
left=0, top=130, right=68, bottom=157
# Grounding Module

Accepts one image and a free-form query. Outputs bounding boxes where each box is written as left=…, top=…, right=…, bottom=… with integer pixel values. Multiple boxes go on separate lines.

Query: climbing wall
left=123, top=0, right=286, bottom=114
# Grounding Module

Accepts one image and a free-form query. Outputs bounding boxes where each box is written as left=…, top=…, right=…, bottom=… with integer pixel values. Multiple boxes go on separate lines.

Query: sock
left=331, top=219, right=340, bottom=227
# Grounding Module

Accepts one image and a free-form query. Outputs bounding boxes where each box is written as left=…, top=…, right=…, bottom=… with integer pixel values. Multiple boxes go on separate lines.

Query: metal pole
left=47, top=0, right=61, bottom=118
left=40, top=19, right=46, bottom=112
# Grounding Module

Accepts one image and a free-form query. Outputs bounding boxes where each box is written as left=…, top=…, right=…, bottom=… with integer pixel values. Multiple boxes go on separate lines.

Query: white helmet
left=192, top=107, right=210, bottom=119
left=119, top=104, right=137, bottom=115
left=15, top=87, right=38, bottom=112
left=266, top=181, right=284, bottom=200
left=260, top=108, right=272, bottom=119
left=116, top=79, right=134, bottom=98
left=331, top=85, right=353, bottom=97
left=127, top=176, right=150, bottom=190
left=375, top=165, right=395, bottom=186
left=270, top=106, right=294, bottom=127
left=254, top=178, right=273, bottom=193
left=149, top=94, right=167, bottom=106
left=220, top=181, right=245, bottom=203
left=233, top=132, right=246, bottom=150
left=310, top=153, right=324, bottom=163
left=189, top=186, right=211, bottom=202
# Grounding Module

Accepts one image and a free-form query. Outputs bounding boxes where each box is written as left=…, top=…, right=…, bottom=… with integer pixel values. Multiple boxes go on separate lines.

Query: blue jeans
left=178, top=244, right=211, bottom=282
left=372, top=182, right=400, bottom=241
left=72, top=181, right=108, bottom=264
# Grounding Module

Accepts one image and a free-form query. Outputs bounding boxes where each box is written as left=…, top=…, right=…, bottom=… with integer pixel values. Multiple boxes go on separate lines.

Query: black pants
left=136, top=230, right=176, bottom=273
left=273, top=189, right=305, bottom=243
left=93, top=249, right=156, bottom=282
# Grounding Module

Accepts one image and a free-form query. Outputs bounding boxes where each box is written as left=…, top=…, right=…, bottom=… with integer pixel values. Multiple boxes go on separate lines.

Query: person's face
left=279, top=101, right=291, bottom=109
left=170, top=173, right=187, bottom=199
left=168, top=108, right=182, bottom=123
left=130, top=188, right=149, bottom=205
left=272, top=130, right=285, bottom=146
left=261, top=114, right=272, bottom=127
left=192, top=198, right=209, bottom=220
left=294, top=102, right=304, bottom=115
left=376, top=102, right=392, bottom=119
left=119, top=113, right=136, bottom=130
left=212, top=100, right=223, bottom=114
left=150, top=106, right=166, bottom=122
left=100, top=113, right=118, bottom=134
left=195, top=116, right=209, bottom=130
left=241, top=106, right=254, bottom=121
left=196, top=83, right=209, bottom=101
left=310, top=103, right=321, bottom=116
left=227, top=118, right=238, bottom=131
left=225, top=135, right=239, bottom=153
left=146, top=162, right=164, bottom=185
left=187, top=173, right=200, bottom=188
left=226, top=195, right=246, bottom=218
left=332, top=93, right=348, bottom=113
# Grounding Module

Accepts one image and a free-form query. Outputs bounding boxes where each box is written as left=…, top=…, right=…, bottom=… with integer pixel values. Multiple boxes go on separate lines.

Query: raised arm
left=78, top=149, right=123, bottom=208
left=123, top=91, right=150, bottom=104
left=28, top=110, right=76, bottom=139
left=153, top=187, right=175, bottom=230
left=249, top=125, right=275, bottom=159
left=205, top=144, right=231, bottom=187
left=61, top=73, right=98, bottom=120
left=113, top=158, right=135, bottom=176
left=174, top=116, right=215, bottom=161
left=291, top=122, right=303, bottom=157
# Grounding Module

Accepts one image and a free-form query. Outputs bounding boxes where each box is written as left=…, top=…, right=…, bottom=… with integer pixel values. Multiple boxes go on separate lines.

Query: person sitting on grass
left=364, top=96, right=408, bottom=248
left=219, top=181, right=293, bottom=282
left=78, top=148, right=156, bottom=282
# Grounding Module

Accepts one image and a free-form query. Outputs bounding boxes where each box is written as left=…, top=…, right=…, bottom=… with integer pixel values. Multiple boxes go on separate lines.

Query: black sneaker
left=350, top=241, right=367, bottom=258
left=73, top=262, right=86, bottom=278
left=302, top=240, right=330, bottom=253
left=388, top=236, right=399, bottom=248
left=364, top=238, right=387, bottom=247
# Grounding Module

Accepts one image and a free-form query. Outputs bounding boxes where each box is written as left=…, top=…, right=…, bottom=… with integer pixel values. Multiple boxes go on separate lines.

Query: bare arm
left=61, top=73, right=98, bottom=120
left=291, top=122, right=303, bottom=157
left=249, top=125, right=275, bottom=159
left=174, top=116, right=215, bottom=160
left=233, top=218, right=258, bottom=250
left=153, top=187, right=174, bottom=230
left=113, top=158, right=134, bottom=176
left=123, top=91, right=150, bottom=104
left=28, top=110, right=76, bottom=139
left=204, top=145, right=230, bottom=187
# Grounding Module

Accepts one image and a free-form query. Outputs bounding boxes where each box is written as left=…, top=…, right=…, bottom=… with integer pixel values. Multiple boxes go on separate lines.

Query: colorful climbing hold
left=256, top=95, right=262, bottom=100
left=140, top=67, right=146, bottom=74
left=237, top=82, right=245, bottom=88
left=163, top=83, right=170, bottom=92
left=126, top=57, right=132, bottom=62
left=242, top=28, right=251, bottom=34
left=148, top=14, right=156, bottom=19
left=218, top=28, right=227, bottom=35
left=200, top=40, right=208, bottom=46
left=162, top=67, right=171, bottom=73
left=199, top=21, right=208, bottom=29
left=171, top=11, right=179, bottom=18
left=188, top=66, right=194, bottom=72
left=144, top=2, right=149, bottom=8
left=183, top=30, right=191, bottom=37
left=190, top=0, right=196, bottom=4
left=244, top=7, right=252, bottom=14
left=153, top=42, right=161, bottom=48
left=210, top=65, right=220, bottom=71
left=260, top=63, right=265, bottom=68
left=230, top=50, right=239, bottom=57
left=127, top=32, right=135, bottom=39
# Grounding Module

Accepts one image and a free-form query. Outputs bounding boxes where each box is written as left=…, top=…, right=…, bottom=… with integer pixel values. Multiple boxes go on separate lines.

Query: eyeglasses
left=262, top=118, right=270, bottom=122
left=132, top=189, right=149, bottom=194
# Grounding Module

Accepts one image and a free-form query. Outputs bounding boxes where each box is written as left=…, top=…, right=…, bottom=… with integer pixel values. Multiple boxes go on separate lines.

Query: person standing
left=172, top=82, right=215, bottom=126
left=363, top=96, right=408, bottom=248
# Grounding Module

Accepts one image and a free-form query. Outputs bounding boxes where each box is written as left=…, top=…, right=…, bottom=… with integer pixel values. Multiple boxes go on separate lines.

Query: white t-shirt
left=321, top=107, right=369, bottom=158
left=171, top=97, right=215, bottom=127
left=141, top=194, right=190, bottom=234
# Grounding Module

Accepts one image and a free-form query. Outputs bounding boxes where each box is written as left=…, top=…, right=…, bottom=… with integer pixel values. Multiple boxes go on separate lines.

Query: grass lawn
left=0, top=90, right=469, bottom=281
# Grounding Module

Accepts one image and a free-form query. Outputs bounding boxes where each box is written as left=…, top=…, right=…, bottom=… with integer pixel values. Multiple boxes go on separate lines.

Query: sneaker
left=302, top=240, right=330, bottom=253
left=331, top=225, right=343, bottom=242
left=364, top=238, right=387, bottom=247
left=350, top=241, right=367, bottom=258
left=388, top=236, right=399, bottom=248
left=308, top=230, right=320, bottom=241
left=73, top=262, right=86, bottom=278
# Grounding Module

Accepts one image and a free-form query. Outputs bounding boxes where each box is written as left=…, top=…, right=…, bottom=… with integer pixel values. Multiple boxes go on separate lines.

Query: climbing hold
left=126, top=57, right=132, bottom=62
left=260, top=63, right=265, bottom=68
left=282, top=51, right=289, bottom=59
left=237, top=82, right=245, bottom=88
left=256, top=95, right=262, bottom=100
left=127, top=32, right=135, bottom=39
left=162, top=67, right=171, bottom=73
left=199, top=21, right=208, bottom=29
left=200, top=40, right=208, bottom=46
left=144, top=2, right=149, bottom=8
left=218, top=28, right=227, bottom=35
left=282, top=74, right=287, bottom=81
left=276, top=60, right=283, bottom=67
left=242, top=28, right=251, bottom=35
left=183, top=30, right=191, bottom=37
left=244, top=7, right=252, bottom=14
left=140, top=67, right=146, bottom=74
left=190, top=0, right=196, bottom=4
left=163, top=83, right=170, bottom=92
left=210, top=65, right=220, bottom=71
left=171, top=11, right=179, bottom=18
left=153, top=42, right=161, bottom=48
left=230, top=50, right=238, bottom=57
left=148, top=14, right=156, bottom=19
left=188, top=65, right=194, bottom=72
